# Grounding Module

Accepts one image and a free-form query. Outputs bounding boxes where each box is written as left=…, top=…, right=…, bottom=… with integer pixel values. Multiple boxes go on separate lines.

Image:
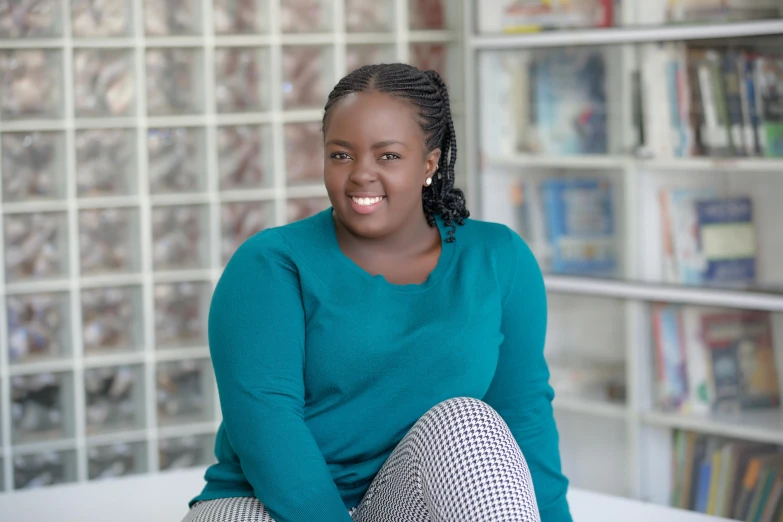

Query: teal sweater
left=191, top=209, right=572, bottom=522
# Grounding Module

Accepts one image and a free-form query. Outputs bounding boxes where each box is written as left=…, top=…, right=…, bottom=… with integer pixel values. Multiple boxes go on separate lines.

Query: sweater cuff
left=540, top=499, right=573, bottom=522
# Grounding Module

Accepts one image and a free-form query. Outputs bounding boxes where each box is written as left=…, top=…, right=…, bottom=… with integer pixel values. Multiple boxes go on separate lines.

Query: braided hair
left=322, top=63, right=469, bottom=242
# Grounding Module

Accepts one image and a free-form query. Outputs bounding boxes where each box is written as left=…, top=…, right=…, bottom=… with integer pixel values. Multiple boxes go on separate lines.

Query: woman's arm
left=481, top=230, right=573, bottom=522
left=208, top=230, right=352, bottom=522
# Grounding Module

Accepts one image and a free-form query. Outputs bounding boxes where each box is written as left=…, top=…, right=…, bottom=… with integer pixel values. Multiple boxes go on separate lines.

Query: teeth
left=352, top=196, right=383, bottom=206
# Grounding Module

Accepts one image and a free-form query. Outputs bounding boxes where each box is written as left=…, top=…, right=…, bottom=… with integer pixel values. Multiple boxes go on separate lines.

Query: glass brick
left=409, top=43, right=460, bottom=100
left=213, top=0, right=266, bottom=34
left=88, top=441, right=147, bottom=480
left=215, top=47, right=270, bottom=113
left=284, top=122, right=323, bottom=186
left=71, top=0, right=133, bottom=37
left=345, top=0, right=394, bottom=32
left=282, top=46, right=331, bottom=110
left=4, top=212, right=69, bottom=282
left=11, top=372, right=73, bottom=444
left=156, top=359, right=214, bottom=426
left=13, top=450, right=77, bottom=489
left=146, top=49, right=204, bottom=116
left=220, top=201, right=272, bottom=264
left=79, top=208, right=141, bottom=275
left=85, top=365, right=145, bottom=435
left=346, top=44, right=395, bottom=74
left=73, top=49, right=135, bottom=118
left=143, top=0, right=200, bottom=35
left=409, top=43, right=447, bottom=79
left=0, top=50, right=62, bottom=120
left=81, top=286, right=143, bottom=354
left=7, top=292, right=70, bottom=364
left=0, top=0, right=61, bottom=38
left=217, top=125, right=272, bottom=190
left=408, top=0, right=446, bottom=30
left=152, top=205, right=210, bottom=271
left=2, top=131, right=66, bottom=202
left=154, top=282, right=210, bottom=349
left=280, top=0, right=330, bottom=33
left=159, top=434, right=216, bottom=471
left=76, top=129, right=137, bottom=197
left=147, top=127, right=206, bottom=194
left=286, top=197, right=330, bottom=224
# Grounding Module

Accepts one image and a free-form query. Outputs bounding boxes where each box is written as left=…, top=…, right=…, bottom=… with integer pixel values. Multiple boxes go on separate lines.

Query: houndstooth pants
left=183, top=397, right=540, bottom=521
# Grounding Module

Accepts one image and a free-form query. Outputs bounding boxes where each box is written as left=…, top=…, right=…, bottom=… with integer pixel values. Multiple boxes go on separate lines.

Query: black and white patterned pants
left=183, top=397, right=540, bottom=521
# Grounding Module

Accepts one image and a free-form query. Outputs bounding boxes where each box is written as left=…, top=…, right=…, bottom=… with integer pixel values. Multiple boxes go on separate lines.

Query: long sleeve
left=207, top=230, right=353, bottom=522
left=481, top=231, right=573, bottom=522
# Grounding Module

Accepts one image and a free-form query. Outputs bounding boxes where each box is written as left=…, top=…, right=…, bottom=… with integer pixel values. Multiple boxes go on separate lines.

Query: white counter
left=0, top=467, right=731, bottom=522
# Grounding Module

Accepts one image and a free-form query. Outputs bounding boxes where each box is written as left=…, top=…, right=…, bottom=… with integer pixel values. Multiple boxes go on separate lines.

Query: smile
left=348, top=195, right=386, bottom=215
left=351, top=196, right=384, bottom=206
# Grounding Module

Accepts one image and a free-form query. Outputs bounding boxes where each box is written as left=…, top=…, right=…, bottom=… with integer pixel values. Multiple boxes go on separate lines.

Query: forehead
left=325, top=91, right=422, bottom=141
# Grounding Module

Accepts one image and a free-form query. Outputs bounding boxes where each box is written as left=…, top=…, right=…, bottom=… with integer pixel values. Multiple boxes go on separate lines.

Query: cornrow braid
left=322, top=63, right=470, bottom=242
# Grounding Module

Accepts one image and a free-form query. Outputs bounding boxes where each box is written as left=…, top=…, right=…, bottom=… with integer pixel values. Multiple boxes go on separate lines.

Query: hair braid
left=322, top=63, right=469, bottom=242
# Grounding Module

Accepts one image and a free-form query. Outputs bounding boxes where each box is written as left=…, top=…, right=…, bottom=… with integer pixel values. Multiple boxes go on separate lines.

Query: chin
left=335, top=206, right=391, bottom=239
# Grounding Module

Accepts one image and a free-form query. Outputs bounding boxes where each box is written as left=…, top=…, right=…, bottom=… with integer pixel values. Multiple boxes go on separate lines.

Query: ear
left=424, top=148, right=442, bottom=184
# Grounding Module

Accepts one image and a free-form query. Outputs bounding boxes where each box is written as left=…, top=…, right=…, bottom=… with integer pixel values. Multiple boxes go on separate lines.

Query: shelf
left=642, top=410, right=783, bottom=445
left=544, top=275, right=783, bottom=312
left=553, top=396, right=628, bottom=420
left=486, top=154, right=630, bottom=170
left=638, top=158, right=783, bottom=173
left=485, top=155, right=783, bottom=173
left=470, top=19, right=783, bottom=49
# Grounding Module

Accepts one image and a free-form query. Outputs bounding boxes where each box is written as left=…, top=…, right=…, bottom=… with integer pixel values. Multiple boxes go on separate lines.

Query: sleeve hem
left=539, top=498, right=573, bottom=522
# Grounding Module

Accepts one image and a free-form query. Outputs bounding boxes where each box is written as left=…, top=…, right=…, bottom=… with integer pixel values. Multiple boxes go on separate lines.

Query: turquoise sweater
left=191, top=209, right=572, bottom=522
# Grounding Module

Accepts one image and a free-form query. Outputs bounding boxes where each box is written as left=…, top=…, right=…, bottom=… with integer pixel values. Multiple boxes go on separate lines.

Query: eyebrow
left=325, top=139, right=409, bottom=150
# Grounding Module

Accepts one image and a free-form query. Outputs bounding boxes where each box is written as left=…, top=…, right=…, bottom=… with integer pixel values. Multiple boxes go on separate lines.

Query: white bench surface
left=0, top=467, right=731, bottom=522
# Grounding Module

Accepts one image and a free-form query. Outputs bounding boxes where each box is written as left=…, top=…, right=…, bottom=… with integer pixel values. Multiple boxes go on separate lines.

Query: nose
left=347, top=153, right=378, bottom=185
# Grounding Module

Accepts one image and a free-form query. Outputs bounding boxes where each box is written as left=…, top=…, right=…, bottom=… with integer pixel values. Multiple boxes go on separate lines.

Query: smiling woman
left=181, top=63, right=572, bottom=522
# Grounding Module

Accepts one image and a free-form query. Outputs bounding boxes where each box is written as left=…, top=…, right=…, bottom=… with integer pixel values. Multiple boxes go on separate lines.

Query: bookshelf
left=0, top=0, right=462, bottom=492
left=464, top=0, right=783, bottom=518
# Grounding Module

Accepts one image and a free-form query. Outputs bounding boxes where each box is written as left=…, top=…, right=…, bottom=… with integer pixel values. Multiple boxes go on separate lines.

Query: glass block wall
left=0, top=0, right=461, bottom=490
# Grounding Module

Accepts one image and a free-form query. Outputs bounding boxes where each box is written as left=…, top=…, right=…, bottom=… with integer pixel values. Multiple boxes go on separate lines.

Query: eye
left=330, top=152, right=351, bottom=160
left=380, top=153, right=401, bottom=161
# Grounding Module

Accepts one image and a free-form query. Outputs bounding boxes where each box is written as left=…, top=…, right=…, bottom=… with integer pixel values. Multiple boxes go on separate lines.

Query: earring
left=424, top=177, right=433, bottom=187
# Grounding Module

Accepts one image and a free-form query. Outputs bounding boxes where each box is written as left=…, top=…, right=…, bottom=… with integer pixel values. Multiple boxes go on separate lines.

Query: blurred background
left=0, top=1, right=782, bottom=520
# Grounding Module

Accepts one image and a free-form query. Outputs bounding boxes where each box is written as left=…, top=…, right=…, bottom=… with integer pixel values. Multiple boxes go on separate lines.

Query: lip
left=347, top=194, right=386, bottom=215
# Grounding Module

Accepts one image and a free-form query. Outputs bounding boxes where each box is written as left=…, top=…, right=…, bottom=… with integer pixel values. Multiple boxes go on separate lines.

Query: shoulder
left=226, top=211, right=327, bottom=270
left=457, top=217, right=535, bottom=265
left=456, top=218, right=542, bottom=297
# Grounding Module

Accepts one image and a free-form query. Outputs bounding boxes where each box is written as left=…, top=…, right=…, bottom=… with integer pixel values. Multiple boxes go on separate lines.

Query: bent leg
left=353, top=397, right=540, bottom=522
left=181, top=497, right=276, bottom=522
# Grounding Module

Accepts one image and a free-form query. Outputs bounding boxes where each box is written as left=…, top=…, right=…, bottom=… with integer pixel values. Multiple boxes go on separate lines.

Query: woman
left=183, top=64, right=572, bottom=522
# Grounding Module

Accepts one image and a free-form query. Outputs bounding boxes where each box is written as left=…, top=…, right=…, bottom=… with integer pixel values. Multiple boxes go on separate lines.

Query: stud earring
left=424, top=177, right=433, bottom=187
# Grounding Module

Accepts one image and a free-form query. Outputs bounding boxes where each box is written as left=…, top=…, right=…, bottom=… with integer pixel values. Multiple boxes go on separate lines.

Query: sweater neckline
left=320, top=208, right=455, bottom=293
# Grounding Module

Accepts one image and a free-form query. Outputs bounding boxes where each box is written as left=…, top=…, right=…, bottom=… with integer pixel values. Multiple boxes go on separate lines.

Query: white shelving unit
left=463, top=0, right=783, bottom=512
left=0, top=0, right=461, bottom=492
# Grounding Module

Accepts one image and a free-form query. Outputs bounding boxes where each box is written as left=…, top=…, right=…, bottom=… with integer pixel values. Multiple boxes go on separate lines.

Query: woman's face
left=323, top=91, right=440, bottom=240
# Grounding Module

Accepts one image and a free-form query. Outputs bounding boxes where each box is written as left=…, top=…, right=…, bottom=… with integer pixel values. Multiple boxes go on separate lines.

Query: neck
left=333, top=209, right=439, bottom=258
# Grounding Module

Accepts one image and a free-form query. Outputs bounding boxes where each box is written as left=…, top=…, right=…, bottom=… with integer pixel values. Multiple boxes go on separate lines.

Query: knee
left=420, top=397, right=509, bottom=437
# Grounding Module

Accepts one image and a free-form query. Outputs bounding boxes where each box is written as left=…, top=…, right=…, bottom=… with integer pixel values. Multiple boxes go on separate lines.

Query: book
left=539, top=178, right=617, bottom=275
left=528, top=48, right=608, bottom=155
left=701, top=310, right=779, bottom=411
left=653, top=304, right=689, bottom=411
left=660, top=186, right=719, bottom=285
left=696, top=196, right=756, bottom=286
